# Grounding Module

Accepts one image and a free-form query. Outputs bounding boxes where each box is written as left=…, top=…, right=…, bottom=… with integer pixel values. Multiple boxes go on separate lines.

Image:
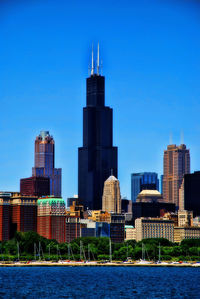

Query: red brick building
left=37, top=196, right=66, bottom=243
left=10, top=194, right=38, bottom=237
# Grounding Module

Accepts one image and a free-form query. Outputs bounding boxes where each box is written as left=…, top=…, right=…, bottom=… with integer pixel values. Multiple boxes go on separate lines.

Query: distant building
left=20, top=176, right=50, bottom=197
left=110, top=214, right=125, bottom=243
left=180, top=172, right=200, bottom=217
left=66, top=217, right=80, bottom=243
left=163, top=144, right=190, bottom=207
left=32, top=131, right=62, bottom=197
left=178, top=210, right=193, bottom=227
left=67, top=195, right=78, bottom=208
left=125, top=225, right=136, bottom=241
left=174, top=226, right=200, bottom=243
left=132, top=190, right=176, bottom=223
left=37, top=196, right=66, bottom=243
left=0, top=193, right=11, bottom=241
left=88, top=210, right=111, bottom=223
left=121, top=198, right=132, bottom=213
left=96, top=222, right=110, bottom=238
left=131, top=172, right=159, bottom=203
left=135, top=218, right=174, bottom=242
left=136, top=189, right=163, bottom=203
left=102, top=175, right=121, bottom=214
left=10, top=193, right=37, bottom=237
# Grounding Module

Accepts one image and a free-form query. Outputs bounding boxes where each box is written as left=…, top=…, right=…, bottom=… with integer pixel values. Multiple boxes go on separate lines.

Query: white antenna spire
left=97, top=42, right=100, bottom=75
left=91, top=44, right=94, bottom=76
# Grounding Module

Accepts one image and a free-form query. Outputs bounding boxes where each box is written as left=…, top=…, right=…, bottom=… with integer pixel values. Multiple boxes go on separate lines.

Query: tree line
left=0, top=231, right=200, bottom=261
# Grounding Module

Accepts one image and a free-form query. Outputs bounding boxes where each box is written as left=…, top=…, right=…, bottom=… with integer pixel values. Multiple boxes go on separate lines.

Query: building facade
left=102, top=175, right=121, bottom=214
left=181, top=172, right=200, bottom=217
left=131, top=172, right=159, bottom=203
left=10, top=193, right=38, bottom=237
left=178, top=210, right=193, bottom=227
left=163, top=144, right=190, bottom=207
left=20, top=176, right=50, bottom=197
left=0, top=193, right=11, bottom=241
left=135, top=218, right=174, bottom=242
left=78, top=46, right=118, bottom=210
left=37, top=196, right=66, bottom=243
left=66, top=216, right=80, bottom=243
left=174, top=226, right=200, bottom=243
left=32, top=131, right=61, bottom=197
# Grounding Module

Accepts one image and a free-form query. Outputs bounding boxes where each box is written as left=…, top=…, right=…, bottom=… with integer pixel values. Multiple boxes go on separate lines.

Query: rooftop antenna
left=111, top=168, right=113, bottom=176
left=169, top=132, right=173, bottom=145
left=100, top=59, right=103, bottom=75
left=97, top=42, right=100, bottom=75
left=181, top=130, right=184, bottom=144
left=91, top=44, right=94, bottom=76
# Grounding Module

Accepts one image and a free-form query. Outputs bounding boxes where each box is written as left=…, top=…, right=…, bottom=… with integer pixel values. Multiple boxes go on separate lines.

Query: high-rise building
left=180, top=172, right=200, bottom=217
left=20, top=176, right=50, bottom=197
left=78, top=45, right=118, bottom=210
left=32, top=131, right=61, bottom=197
left=102, top=175, right=121, bottom=214
left=163, top=144, right=190, bottom=207
left=131, top=172, right=159, bottom=203
left=0, top=193, right=11, bottom=241
left=37, top=196, right=66, bottom=243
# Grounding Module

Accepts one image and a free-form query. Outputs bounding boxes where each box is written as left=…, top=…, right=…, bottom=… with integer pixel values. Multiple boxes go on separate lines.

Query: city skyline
left=1, top=0, right=200, bottom=201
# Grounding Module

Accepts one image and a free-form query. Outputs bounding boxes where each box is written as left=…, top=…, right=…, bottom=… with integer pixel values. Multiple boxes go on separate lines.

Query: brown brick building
left=163, top=144, right=190, bottom=207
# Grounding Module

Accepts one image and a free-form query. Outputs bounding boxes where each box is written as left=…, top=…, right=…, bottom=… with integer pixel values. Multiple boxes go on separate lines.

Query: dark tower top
left=87, top=75, right=105, bottom=107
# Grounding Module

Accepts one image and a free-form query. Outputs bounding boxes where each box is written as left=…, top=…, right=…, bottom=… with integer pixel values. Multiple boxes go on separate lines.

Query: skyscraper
left=32, top=131, right=61, bottom=197
left=131, top=172, right=159, bottom=203
left=102, top=175, right=121, bottom=214
left=78, top=45, right=118, bottom=210
left=163, top=144, right=190, bottom=207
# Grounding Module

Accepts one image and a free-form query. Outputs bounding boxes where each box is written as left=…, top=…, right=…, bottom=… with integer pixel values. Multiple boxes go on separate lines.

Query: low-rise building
left=135, top=217, right=174, bottom=242
left=178, top=210, right=193, bottom=227
left=37, top=196, right=66, bottom=243
left=125, top=225, right=136, bottom=241
left=174, top=226, right=200, bottom=243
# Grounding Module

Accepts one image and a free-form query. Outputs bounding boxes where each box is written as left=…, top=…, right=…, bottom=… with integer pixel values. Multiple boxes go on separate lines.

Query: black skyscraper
left=78, top=45, right=118, bottom=210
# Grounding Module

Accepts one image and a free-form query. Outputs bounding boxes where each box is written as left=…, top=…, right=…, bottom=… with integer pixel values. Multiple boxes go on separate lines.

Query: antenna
left=97, top=42, right=100, bottom=75
left=169, top=132, right=173, bottom=145
left=91, top=44, right=94, bottom=76
left=100, top=59, right=103, bottom=75
left=111, top=169, right=113, bottom=176
left=181, top=130, right=184, bottom=144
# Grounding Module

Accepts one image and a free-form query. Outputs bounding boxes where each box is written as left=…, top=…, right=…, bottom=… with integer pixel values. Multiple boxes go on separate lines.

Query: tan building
left=136, top=190, right=163, bottom=203
left=179, top=179, right=184, bottom=211
left=178, top=210, right=193, bottom=227
left=102, top=175, right=121, bottom=214
left=174, top=226, right=200, bottom=243
left=163, top=144, right=190, bottom=207
left=125, top=225, right=136, bottom=240
left=88, top=210, right=111, bottom=223
left=135, top=218, right=174, bottom=242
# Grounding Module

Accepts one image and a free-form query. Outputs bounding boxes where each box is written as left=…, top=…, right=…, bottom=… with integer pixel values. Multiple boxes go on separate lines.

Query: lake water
left=0, top=266, right=200, bottom=298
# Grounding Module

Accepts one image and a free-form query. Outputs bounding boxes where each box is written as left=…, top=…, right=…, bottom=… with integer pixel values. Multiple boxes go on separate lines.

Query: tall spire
left=91, top=44, right=94, bottom=76
left=97, top=42, right=100, bottom=75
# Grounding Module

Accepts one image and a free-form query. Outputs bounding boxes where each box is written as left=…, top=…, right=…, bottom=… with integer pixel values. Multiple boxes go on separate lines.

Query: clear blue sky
left=0, top=0, right=200, bottom=200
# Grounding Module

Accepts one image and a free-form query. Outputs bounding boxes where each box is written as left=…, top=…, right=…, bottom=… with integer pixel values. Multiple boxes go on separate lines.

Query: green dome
left=37, top=197, right=65, bottom=206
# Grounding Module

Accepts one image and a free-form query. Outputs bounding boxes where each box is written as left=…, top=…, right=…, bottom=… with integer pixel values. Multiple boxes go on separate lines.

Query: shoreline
left=0, top=261, right=200, bottom=267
